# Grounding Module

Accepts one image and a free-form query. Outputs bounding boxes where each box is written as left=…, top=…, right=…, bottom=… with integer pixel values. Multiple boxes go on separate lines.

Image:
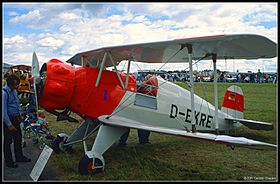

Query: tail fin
left=221, top=85, right=244, bottom=119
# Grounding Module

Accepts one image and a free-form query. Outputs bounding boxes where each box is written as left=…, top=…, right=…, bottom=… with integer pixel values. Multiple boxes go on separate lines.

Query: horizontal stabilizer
left=225, top=117, right=273, bottom=130
left=98, top=115, right=277, bottom=150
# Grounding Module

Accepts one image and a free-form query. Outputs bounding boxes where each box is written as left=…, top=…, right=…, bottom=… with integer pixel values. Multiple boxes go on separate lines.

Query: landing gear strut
left=51, top=133, right=73, bottom=153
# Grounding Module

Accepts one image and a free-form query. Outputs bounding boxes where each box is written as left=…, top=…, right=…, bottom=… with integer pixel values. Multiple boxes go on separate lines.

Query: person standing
left=257, top=69, right=262, bottom=83
left=137, top=129, right=151, bottom=144
left=273, top=74, right=277, bottom=84
left=119, top=128, right=151, bottom=146
left=119, top=129, right=130, bottom=146
left=3, top=74, right=31, bottom=168
left=237, top=73, right=241, bottom=83
left=250, top=72, right=255, bottom=83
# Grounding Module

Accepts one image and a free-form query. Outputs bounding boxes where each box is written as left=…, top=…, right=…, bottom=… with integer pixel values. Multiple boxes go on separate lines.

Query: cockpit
left=137, top=74, right=158, bottom=97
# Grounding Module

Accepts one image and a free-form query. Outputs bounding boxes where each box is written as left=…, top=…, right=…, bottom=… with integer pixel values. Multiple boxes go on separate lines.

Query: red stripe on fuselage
left=222, top=90, right=244, bottom=112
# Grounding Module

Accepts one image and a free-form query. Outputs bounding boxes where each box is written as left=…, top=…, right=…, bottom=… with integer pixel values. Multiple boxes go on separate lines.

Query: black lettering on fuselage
left=169, top=105, right=213, bottom=129
left=170, top=104, right=178, bottom=118
left=195, top=111, right=200, bottom=125
left=206, top=115, right=213, bottom=128
left=185, top=109, right=191, bottom=123
left=179, top=112, right=185, bottom=116
left=199, top=113, right=207, bottom=126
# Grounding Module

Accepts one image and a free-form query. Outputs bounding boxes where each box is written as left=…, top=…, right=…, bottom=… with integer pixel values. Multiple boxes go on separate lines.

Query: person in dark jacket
left=3, top=74, right=31, bottom=168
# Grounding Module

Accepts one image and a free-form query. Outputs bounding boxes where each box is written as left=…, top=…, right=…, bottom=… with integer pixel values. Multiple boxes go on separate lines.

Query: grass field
left=41, top=82, right=277, bottom=181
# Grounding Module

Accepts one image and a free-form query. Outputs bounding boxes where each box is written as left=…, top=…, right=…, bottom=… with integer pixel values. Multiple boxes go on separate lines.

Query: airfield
left=17, top=82, right=275, bottom=181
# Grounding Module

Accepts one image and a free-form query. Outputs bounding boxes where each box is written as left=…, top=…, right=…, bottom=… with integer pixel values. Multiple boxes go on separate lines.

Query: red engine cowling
left=38, top=59, right=137, bottom=119
left=38, top=59, right=75, bottom=109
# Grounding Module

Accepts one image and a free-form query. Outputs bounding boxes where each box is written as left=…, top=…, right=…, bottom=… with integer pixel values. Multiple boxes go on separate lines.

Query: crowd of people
left=219, top=69, right=277, bottom=84
left=135, top=69, right=277, bottom=84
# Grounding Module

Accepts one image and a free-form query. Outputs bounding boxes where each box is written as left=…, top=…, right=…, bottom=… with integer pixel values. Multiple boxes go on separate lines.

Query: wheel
left=78, top=155, right=104, bottom=175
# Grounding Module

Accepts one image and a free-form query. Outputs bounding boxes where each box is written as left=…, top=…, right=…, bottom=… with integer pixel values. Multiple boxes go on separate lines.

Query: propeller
left=31, top=52, right=40, bottom=113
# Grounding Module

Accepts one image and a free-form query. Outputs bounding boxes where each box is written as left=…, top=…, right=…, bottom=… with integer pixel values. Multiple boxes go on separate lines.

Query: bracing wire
left=107, top=47, right=186, bottom=119
left=109, top=56, right=212, bottom=132
left=154, top=47, right=184, bottom=73
left=107, top=50, right=212, bottom=133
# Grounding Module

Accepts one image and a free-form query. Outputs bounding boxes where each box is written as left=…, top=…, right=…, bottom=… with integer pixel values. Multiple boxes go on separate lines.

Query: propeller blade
left=32, top=52, right=40, bottom=81
left=32, top=52, right=40, bottom=112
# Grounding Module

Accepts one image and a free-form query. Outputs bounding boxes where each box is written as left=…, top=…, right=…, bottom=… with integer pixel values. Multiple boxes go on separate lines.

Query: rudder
left=221, top=85, right=244, bottom=119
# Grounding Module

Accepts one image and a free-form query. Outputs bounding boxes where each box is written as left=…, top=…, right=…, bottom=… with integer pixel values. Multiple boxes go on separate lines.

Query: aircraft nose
left=38, top=59, right=75, bottom=109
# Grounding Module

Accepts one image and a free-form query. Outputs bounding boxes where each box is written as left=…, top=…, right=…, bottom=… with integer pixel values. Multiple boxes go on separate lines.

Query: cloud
left=38, top=37, right=64, bottom=47
left=9, top=9, right=41, bottom=24
left=4, top=34, right=26, bottom=44
left=8, top=11, right=19, bottom=16
left=58, top=12, right=80, bottom=20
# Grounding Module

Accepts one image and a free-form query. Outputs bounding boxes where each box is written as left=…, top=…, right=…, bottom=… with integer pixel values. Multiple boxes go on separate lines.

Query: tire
left=78, top=155, right=104, bottom=175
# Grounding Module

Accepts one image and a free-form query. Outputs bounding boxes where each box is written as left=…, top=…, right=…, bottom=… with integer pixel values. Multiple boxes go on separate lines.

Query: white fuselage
left=112, top=77, right=242, bottom=132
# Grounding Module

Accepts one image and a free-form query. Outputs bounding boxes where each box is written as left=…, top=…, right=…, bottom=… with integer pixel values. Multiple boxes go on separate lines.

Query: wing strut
left=108, top=52, right=125, bottom=89
left=125, top=60, right=131, bottom=89
left=186, top=44, right=196, bottom=133
left=95, top=52, right=107, bottom=87
left=212, top=54, right=220, bottom=134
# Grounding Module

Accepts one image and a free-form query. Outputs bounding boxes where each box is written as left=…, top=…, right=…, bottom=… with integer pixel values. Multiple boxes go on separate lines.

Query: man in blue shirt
left=3, top=74, right=31, bottom=168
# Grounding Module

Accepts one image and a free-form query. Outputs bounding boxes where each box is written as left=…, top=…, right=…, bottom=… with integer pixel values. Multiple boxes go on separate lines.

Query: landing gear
left=78, top=155, right=105, bottom=175
left=77, top=124, right=127, bottom=175
left=51, top=133, right=73, bottom=153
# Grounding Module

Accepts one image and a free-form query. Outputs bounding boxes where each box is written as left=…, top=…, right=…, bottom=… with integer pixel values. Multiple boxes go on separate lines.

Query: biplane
left=31, top=34, right=277, bottom=175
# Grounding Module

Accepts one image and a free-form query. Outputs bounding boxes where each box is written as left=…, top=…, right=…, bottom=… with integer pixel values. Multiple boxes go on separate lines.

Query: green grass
left=44, top=82, right=277, bottom=181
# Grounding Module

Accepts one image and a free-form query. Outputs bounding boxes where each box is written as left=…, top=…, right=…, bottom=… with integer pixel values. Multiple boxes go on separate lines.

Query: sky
left=2, top=2, right=278, bottom=73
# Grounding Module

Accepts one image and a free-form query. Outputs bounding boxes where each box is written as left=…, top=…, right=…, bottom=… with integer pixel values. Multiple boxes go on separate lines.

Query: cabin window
left=134, top=75, right=158, bottom=109
left=134, top=93, right=157, bottom=110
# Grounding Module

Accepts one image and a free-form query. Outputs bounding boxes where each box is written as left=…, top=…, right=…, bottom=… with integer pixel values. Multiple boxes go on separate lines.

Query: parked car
left=203, top=76, right=212, bottom=82
left=225, top=75, right=237, bottom=82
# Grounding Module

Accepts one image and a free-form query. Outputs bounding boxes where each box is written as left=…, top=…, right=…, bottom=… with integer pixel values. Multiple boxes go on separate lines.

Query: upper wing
left=98, top=115, right=277, bottom=150
left=225, top=117, right=274, bottom=130
left=66, top=34, right=276, bottom=67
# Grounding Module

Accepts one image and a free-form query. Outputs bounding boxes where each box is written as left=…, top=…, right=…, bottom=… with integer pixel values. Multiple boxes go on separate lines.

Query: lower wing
left=98, top=115, right=277, bottom=150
